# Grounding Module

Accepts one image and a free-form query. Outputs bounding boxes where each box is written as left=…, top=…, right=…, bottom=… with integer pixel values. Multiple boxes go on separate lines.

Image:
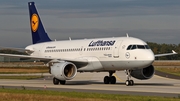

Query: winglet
left=172, top=50, right=177, bottom=54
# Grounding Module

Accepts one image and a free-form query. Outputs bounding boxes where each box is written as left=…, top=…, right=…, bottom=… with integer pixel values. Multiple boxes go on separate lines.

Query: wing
left=154, top=50, right=177, bottom=57
left=0, top=53, right=88, bottom=68
left=0, top=46, right=28, bottom=51
left=0, top=46, right=34, bottom=54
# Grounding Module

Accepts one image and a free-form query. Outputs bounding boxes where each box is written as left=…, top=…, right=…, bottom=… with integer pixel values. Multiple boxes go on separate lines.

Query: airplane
left=0, top=2, right=177, bottom=86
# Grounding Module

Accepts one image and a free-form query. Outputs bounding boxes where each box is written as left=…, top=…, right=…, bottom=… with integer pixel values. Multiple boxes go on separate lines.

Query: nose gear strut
left=125, top=70, right=134, bottom=86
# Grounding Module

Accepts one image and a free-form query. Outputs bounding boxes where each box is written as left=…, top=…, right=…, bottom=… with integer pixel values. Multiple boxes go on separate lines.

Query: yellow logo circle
left=31, top=14, right=39, bottom=32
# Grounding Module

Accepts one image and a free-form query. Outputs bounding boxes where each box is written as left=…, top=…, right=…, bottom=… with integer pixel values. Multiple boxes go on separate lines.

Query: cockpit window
left=126, top=44, right=150, bottom=50
left=137, top=45, right=145, bottom=49
left=127, top=45, right=132, bottom=50
left=145, top=45, right=150, bottom=49
left=131, top=45, right=137, bottom=50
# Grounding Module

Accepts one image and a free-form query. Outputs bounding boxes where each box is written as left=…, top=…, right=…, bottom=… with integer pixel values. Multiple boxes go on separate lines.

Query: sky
left=0, top=0, right=180, bottom=48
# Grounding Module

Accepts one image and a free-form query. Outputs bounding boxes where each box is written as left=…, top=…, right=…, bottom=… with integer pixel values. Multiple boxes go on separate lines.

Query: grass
left=0, top=76, right=43, bottom=80
left=155, top=67, right=180, bottom=76
left=153, top=61, right=180, bottom=76
left=0, top=67, right=48, bottom=74
left=0, top=67, right=47, bottom=79
left=0, top=88, right=179, bottom=101
left=153, top=61, right=180, bottom=66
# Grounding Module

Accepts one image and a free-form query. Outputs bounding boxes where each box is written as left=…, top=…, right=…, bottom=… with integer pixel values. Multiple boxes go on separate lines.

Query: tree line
left=147, top=42, right=180, bottom=60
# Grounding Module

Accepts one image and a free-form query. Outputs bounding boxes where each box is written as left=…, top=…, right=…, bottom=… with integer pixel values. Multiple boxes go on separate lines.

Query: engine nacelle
left=51, top=62, right=77, bottom=80
left=130, top=65, right=155, bottom=80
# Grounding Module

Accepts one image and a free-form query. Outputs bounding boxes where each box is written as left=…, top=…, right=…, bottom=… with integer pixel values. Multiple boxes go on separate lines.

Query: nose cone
left=138, top=50, right=155, bottom=61
left=147, top=50, right=155, bottom=61
left=143, top=50, right=155, bottom=66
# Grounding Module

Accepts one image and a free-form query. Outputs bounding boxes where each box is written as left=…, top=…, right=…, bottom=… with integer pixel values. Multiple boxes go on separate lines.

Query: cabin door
left=113, top=41, right=122, bottom=58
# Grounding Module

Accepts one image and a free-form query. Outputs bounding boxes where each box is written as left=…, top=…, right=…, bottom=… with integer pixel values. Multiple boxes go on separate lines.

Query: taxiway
left=0, top=71, right=180, bottom=97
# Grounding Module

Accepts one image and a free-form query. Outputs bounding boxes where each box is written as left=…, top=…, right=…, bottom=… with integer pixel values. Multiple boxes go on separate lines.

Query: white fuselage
left=25, top=37, right=155, bottom=71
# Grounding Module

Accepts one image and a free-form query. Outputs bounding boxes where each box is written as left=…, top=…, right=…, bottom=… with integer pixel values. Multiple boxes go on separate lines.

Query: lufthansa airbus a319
left=0, top=2, right=177, bottom=86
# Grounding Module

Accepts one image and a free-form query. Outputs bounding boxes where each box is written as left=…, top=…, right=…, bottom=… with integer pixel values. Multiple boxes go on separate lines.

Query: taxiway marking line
left=113, top=73, right=124, bottom=82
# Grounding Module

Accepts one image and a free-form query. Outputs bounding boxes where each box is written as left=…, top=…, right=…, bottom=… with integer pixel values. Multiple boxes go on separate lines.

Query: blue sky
left=0, top=0, right=180, bottom=47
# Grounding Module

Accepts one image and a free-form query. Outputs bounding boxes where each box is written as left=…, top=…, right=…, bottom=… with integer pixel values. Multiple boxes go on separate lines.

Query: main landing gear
left=125, top=70, right=134, bottom=86
left=53, top=77, right=66, bottom=85
left=104, top=71, right=116, bottom=84
left=104, top=70, right=134, bottom=86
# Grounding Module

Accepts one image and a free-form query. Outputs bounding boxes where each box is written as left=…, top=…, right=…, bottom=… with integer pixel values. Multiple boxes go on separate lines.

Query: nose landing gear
left=125, top=70, right=134, bottom=86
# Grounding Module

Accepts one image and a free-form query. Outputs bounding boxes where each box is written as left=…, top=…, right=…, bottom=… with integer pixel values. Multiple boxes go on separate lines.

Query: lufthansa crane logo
left=31, top=14, right=39, bottom=32
left=125, top=52, right=130, bottom=59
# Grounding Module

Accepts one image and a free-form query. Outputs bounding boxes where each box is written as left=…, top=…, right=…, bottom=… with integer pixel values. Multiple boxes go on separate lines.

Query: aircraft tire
left=129, top=80, right=134, bottom=86
left=60, top=80, right=66, bottom=85
left=110, top=76, right=116, bottom=84
left=125, top=80, right=130, bottom=86
left=53, top=77, right=59, bottom=85
left=104, top=76, right=110, bottom=84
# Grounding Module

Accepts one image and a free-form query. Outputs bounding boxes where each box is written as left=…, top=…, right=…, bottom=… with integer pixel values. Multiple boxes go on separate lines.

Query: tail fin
left=28, top=2, right=51, bottom=44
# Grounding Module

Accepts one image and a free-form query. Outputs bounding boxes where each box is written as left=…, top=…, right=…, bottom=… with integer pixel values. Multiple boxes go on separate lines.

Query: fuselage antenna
left=69, top=37, right=71, bottom=41
left=126, top=33, right=129, bottom=37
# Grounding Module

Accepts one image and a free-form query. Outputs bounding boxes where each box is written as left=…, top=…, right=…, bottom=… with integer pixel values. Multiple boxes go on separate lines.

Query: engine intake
left=51, top=62, right=77, bottom=80
left=131, top=65, right=155, bottom=80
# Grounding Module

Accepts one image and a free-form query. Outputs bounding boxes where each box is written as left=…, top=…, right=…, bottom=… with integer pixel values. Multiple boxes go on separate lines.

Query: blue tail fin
left=28, top=2, right=51, bottom=44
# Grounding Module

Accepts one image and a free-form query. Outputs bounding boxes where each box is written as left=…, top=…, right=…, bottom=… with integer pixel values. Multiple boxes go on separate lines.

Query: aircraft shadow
left=38, top=76, right=174, bottom=86
left=66, top=80, right=103, bottom=85
left=65, top=81, right=173, bottom=86
left=133, top=83, right=173, bottom=86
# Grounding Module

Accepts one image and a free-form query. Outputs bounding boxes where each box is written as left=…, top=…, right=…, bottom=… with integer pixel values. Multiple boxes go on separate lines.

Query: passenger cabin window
left=126, top=44, right=150, bottom=50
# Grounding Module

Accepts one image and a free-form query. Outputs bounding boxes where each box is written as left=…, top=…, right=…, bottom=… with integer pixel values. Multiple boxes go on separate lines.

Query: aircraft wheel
left=53, top=77, right=59, bottom=85
left=129, top=80, right=134, bottom=86
left=60, top=80, right=66, bottom=85
left=125, top=80, right=130, bottom=86
left=104, top=76, right=110, bottom=84
left=110, top=76, right=116, bottom=84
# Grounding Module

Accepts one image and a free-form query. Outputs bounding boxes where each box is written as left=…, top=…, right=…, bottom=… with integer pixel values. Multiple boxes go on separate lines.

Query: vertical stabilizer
left=28, top=2, right=51, bottom=44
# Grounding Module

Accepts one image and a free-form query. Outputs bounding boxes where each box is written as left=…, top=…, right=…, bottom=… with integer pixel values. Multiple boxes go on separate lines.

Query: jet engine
left=130, top=65, right=154, bottom=80
left=51, top=62, right=77, bottom=80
